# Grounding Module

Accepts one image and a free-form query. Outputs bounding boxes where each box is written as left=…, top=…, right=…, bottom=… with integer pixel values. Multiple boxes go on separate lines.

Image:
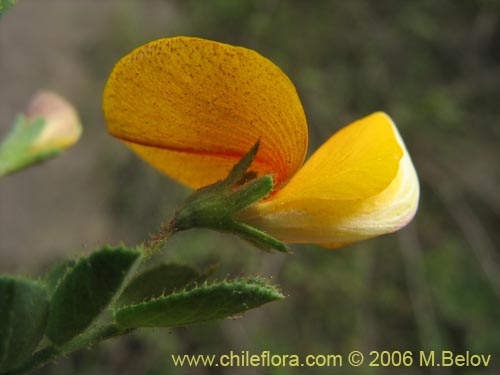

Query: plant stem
left=8, top=223, right=177, bottom=375
left=7, top=324, right=132, bottom=375
left=14, top=226, right=176, bottom=374
left=142, top=220, right=177, bottom=257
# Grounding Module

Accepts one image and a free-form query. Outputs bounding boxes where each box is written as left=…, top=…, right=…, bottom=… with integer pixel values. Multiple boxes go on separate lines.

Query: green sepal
left=113, top=278, right=283, bottom=328
left=0, top=276, right=49, bottom=372
left=228, top=222, right=289, bottom=252
left=221, top=141, right=260, bottom=188
left=0, top=115, right=60, bottom=177
left=170, top=142, right=288, bottom=252
left=115, top=263, right=211, bottom=308
left=46, top=246, right=141, bottom=346
left=173, top=174, right=273, bottom=230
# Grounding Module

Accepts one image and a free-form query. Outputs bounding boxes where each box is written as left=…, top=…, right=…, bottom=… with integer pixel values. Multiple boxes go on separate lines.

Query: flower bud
left=26, top=90, right=82, bottom=152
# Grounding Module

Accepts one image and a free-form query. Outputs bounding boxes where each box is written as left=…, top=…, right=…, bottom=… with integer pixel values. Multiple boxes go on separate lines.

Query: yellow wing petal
left=240, top=112, right=419, bottom=246
left=103, top=37, right=308, bottom=189
left=270, top=112, right=403, bottom=202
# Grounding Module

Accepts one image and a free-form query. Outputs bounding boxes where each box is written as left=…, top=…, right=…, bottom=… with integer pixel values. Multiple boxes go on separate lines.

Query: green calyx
left=171, top=142, right=288, bottom=253
left=0, top=116, right=57, bottom=177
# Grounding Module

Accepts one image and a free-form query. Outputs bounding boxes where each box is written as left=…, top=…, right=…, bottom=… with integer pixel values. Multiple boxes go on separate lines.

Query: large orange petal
left=103, top=37, right=308, bottom=189
left=240, top=112, right=419, bottom=246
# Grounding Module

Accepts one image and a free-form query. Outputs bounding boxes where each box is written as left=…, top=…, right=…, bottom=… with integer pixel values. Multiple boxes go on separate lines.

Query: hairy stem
left=7, top=324, right=132, bottom=375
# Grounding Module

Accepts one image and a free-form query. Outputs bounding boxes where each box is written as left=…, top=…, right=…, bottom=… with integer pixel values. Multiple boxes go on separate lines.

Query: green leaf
left=0, top=276, right=49, bottom=372
left=43, top=258, right=77, bottom=292
left=115, top=264, right=201, bottom=308
left=0, top=0, right=16, bottom=19
left=46, top=246, right=141, bottom=345
left=114, top=278, right=283, bottom=328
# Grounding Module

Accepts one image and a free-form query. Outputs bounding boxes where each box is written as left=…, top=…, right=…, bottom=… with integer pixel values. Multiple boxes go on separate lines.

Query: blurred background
left=1, top=0, right=500, bottom=374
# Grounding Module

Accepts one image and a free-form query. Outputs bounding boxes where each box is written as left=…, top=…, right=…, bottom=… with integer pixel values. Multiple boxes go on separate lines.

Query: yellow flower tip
left=26, top=90, right=82, bottom=152
left=102, top=36, right=308, bottom=189
left=240, top=112, right=420, bottom=248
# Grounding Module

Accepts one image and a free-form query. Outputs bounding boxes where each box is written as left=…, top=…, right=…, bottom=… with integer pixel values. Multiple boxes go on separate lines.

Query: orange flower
left=103, top=37, right=419, bottom=248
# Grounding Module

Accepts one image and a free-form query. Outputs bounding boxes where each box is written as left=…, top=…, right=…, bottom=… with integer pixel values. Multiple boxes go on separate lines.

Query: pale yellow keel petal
left=319, top=147, right=419, bottom=247
left=240, top=113, right=419, bottom=246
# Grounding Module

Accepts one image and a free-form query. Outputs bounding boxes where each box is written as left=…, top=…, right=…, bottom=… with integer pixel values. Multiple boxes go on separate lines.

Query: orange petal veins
left=239, top=112, right=419, bottom=246
left=103, top=37, right=308, bottom=189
